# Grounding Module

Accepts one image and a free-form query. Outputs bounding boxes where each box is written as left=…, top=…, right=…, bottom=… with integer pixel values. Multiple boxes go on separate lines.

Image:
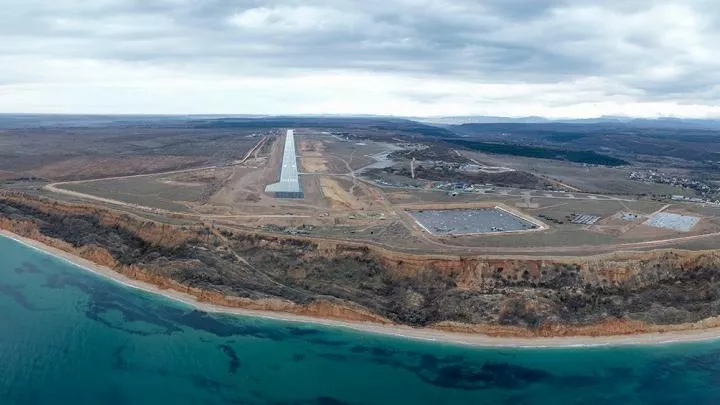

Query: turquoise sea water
left=2, top=236, right=720, bottom=404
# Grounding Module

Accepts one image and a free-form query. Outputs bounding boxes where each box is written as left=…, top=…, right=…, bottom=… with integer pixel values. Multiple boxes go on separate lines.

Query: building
left=265, top=129, right=304, bottom=198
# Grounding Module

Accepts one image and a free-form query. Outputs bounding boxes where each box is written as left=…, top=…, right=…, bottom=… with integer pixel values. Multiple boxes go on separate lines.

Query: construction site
left=29, top=127, right=720, bottom=256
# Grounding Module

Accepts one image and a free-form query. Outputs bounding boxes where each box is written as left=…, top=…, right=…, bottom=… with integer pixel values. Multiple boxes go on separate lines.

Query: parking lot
left=645, top=213, right=700, bottom=232
left=409, top=208, right=538, bottom=235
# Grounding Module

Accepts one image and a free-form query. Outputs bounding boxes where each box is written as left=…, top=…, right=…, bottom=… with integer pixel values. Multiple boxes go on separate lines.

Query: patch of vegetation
left=446, top=140, right=628, bottom=166
left=450, top=122, right=720, bottom=164
left=381, top=166, right=550, bottom=189
left=545, top=133, right=587, bottom=142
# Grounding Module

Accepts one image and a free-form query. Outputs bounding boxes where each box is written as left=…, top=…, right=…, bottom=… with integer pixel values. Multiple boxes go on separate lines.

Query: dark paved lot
left=409, top=208, right=536, bottom=234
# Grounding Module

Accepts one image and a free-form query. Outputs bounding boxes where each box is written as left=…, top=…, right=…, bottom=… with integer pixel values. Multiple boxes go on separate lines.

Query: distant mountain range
left=411, top=116, right=720, bottom=128
left=3, top=113, right=720, bottom=130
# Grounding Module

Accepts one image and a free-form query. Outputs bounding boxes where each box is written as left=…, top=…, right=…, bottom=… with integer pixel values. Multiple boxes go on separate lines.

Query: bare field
left=23, top=126, right=720, bottom=256
left=206, top=166, right=273, bottom=212
left=297, top=138, right=329, bottom=154
left=206, top=133, right=291, bottom=213
left=386, top=189, right=518, bottom=205
left=300, top=157, right=330, bottom=173
left=440, top=226, right=619, bottom=248
left=619, top=224, right=679, bottom=240
left=463, top=151, right=694, bottom=196
left=298, top=173, right=328, bottom=209
left=298, top=133, right=393, bottom=173
left=29, top=155, right=211, bottom=181
left=529, top=198, right=662, bottom=221
left=320, top=178, right=364, bottom=210
left=48, top=153, right=720, bottom=255
left=0, top=124, right=266, bottom=181
left=676, top=204, right=720, bottom=217
left=58, top=176, right=202, bottom=212
left=309, top=220, right=430, bottom=249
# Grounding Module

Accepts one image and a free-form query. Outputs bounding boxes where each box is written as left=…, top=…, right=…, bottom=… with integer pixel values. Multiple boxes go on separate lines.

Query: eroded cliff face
left=3, top=193, right=720, bottom=337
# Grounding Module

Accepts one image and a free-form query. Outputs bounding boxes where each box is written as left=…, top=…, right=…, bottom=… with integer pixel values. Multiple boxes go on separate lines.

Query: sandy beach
left=3, top=228, right=720, bottom=348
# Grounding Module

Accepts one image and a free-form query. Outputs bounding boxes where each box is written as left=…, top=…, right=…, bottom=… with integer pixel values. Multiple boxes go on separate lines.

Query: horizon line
left=2, top=112, right=720, bottom=121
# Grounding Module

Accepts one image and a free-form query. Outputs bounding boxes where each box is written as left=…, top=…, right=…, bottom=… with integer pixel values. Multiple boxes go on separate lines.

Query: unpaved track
left=44, top=177, right=720, bottom=255
left=45, top=183, right=311, bottom=220
left=39, top=133, right=720, bottom=257
left=43, top=137, right=312, bottom=220
left=238, top=136, right=269, bottom=164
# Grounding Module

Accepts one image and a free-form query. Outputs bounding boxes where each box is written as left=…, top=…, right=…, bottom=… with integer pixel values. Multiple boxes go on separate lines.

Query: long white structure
left=265, top=129, right=303, bottom=198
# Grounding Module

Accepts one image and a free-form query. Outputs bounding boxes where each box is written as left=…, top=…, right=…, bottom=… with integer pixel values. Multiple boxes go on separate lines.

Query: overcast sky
left=2, top=0, right=719, bottom=117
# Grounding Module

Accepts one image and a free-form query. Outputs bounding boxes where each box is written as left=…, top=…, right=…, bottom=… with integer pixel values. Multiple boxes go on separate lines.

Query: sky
left=2, top=0, right=720, bottom=118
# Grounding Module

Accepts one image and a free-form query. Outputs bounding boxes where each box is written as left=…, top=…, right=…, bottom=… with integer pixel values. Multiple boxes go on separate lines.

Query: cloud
left=1, top=0, right=720, bottom=117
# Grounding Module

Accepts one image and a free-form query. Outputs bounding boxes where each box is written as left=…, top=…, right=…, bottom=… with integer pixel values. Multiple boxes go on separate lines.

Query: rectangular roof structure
left=265, top=129, right=303, bottom=197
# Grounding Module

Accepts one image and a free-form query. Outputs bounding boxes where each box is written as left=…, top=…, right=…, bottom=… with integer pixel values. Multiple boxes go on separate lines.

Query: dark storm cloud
left=1, top=0, right=719, bottom=103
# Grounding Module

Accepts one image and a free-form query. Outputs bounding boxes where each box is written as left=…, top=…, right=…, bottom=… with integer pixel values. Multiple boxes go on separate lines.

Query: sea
left=1, top=235, right=720, bottom=405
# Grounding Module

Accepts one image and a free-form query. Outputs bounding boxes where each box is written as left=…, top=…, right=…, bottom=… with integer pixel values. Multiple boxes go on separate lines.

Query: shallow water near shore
left=2, top=236, right=720, bottom=404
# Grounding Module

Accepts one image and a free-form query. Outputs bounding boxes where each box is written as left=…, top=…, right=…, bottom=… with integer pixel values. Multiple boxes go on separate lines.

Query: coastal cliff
left=3, top=193, right=720, bottom=338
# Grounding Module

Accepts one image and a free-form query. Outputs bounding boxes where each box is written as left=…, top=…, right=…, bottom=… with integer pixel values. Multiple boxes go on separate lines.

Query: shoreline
left=3, top=229, right=720, bottom=348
